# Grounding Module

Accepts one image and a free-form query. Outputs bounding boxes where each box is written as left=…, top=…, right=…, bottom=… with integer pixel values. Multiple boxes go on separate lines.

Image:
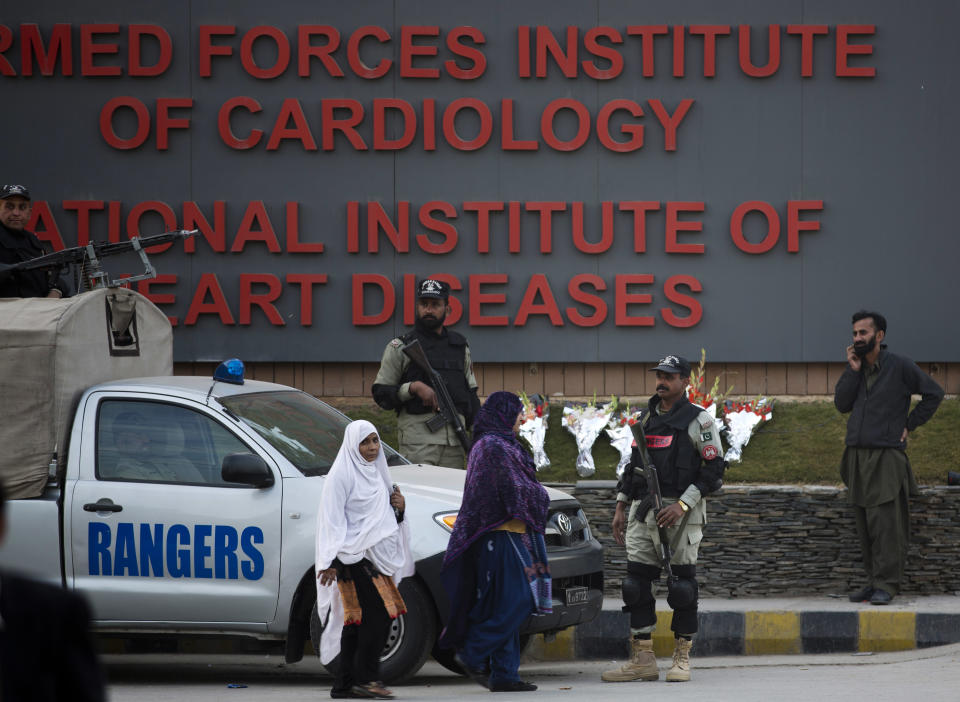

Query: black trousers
left=333, top=565, right=392, bottom=692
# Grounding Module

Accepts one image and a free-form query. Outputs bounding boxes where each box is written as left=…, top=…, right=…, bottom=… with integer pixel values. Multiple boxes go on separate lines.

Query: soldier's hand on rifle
left=410, top=380, right=438, bottom=410
left=656, top=503, right=685, bottom=528
left=612, top=502, right=627, bottom=546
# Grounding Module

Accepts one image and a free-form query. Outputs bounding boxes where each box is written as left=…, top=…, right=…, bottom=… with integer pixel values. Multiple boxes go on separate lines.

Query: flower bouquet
left=686, top=348, right=732, bottom=420
left=562, top=395, right=615, bottom=478
left=606, top=400, right=644, bottom=477
left=722, top=397, right=774, bottom=462
left=518, top=392, right=550, bottom=471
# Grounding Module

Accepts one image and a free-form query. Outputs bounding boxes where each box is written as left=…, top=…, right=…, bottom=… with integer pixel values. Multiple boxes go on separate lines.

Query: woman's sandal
left=350, top=682, right=395, bottom=700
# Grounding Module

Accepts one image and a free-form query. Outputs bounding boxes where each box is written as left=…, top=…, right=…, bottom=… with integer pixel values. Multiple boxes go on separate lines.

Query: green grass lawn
left=330, top=398, right=958, bottom=486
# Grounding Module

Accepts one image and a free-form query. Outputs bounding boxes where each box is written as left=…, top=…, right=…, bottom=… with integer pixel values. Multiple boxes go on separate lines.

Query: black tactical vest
left=642, top=399, right=702, bottom=497
left=399, top=328, right=473, bottom=418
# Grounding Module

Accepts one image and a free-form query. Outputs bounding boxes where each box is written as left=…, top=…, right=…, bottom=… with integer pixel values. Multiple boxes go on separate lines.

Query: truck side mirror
left=222, top=453, right=275, bottom=488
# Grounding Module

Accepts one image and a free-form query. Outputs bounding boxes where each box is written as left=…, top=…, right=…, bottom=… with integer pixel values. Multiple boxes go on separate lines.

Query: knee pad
left=621, top=574, right=652, bottom=610
left=666, top=566, right=698, bottom=611
left=622, top=561, right=659, bottom=612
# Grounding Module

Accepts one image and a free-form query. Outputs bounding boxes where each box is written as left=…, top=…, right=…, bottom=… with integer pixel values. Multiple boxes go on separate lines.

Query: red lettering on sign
left=218, top=97, right=263, bottom=149
left=240, top=26, right=290, bottom=79
left=689, top=25, right=731, bottom=77
left=615, top=274, right=655, bottom=326
left=836, top=25, right=875, bottom=78
left=417, top=201, right=458, bottom=254
left=662, top=275, right=703, bottom=328
left=540, top=98, right=590, bottom=151
left=536, top=26, right=578, bottom=77
left=583, top=27, right=623, bottom=80
left=620, top=201, right=660, bottom=253
left=446, top=26, right=486, bottom=80
left=100, top=97, right=150, bottom=150
left=626, top=26, right=668, bottom=77
left=597, top=100, right=644, bottom=152
left=352, top=274, right=394, bottom=325
left=464, top=201, right=504, bottom=253
left=347, top=26, right=391, bottom=79
left=665, top=202, right=705, bottom=253
left=443, top=98, right=493, bottom=151
left=787, top=200, right=823, bottom=252
left=198, top=26, right=236, bottom=77
left=469, top=274, right=509, bottom=326
left=400, top=26, right=440, bottom=78
left=63, top=200, right=104, bottom=246
left=183, top=201, right=227, bottom=253
left=29, top=202, right=65, bottom=251
left=21, top=23, right=72, bottom=76
left=127, top=201, right=177, bottom=253
left=321, top=99, right=366, bottom=150
left=266, top=98, right=318, bottom=150
left=232, top=201, right=282, bottom=253
left=514, top=274, right=564, bottom=326
left=81, top=24, right=121, bottom=76
left=298, top=26, right=343, bottom=77
left=287, top=274, right=328, bottom=326
left=730, top=200, right=779, bottom=254
left=239, top=274, right=284, bottom=325
left=567, top=274, right=608, bottom=327
left=786, top=25, right=828, bottom=77
left=285, top=202, right=323, bottom=253
left=185, top=273, right=235, bottom=325
left=739, top=24, right=780, bottom=78
left=129, top=25, right=172, bottom=77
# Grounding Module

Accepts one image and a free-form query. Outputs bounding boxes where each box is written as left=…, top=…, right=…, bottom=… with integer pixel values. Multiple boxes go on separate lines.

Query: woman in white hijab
left=316, top=420, right=414, bottom=700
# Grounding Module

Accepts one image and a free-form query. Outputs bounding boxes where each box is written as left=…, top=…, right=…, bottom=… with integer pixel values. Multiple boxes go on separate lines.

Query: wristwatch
left=678, top=500, right=690, bottom=513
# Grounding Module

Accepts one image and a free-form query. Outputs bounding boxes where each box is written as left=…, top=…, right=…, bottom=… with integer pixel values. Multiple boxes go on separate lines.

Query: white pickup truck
left=0, top=288, right=604, bottom=682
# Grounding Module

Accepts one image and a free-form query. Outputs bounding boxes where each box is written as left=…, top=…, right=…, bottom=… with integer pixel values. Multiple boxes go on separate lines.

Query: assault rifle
left=401, top=339, right=471, bottom=454
left=5, top=229, right=197, bottom=291
left=629, top=420, right=678, bottom=578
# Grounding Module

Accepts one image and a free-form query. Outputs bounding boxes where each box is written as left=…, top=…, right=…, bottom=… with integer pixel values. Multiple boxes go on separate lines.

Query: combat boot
left=601, top=637, right=659, bottom=682
left=665, top=637, right=692, bottom=682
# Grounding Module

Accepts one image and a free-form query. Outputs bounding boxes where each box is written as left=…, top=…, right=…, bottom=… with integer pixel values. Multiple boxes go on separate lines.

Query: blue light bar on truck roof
left=213, top=358, right=245, bottom=385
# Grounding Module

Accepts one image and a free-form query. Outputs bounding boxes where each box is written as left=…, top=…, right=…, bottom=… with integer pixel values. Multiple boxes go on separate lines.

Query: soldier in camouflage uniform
left=371, top=279, right=480, bottom=469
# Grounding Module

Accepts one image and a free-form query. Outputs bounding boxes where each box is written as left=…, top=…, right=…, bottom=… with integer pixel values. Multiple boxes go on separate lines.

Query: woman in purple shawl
left=439, top=391, right=551, bottom=693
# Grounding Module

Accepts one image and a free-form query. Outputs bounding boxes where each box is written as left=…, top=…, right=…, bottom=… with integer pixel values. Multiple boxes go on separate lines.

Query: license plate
left=565, top=586, right=589, bottom=605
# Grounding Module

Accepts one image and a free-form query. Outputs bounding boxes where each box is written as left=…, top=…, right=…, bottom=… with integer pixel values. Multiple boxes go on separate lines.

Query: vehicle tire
left=310, top=577, right=437, bottom=685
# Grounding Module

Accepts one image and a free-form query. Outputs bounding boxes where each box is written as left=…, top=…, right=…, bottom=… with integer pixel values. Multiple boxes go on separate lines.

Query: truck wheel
left=310, top=577, right=437, bottom=685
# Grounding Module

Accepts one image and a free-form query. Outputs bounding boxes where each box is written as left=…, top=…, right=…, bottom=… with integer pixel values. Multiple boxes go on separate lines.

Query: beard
left=853, top=338, right=876, bottom=357
left=416, top=312, right=445, bottom=331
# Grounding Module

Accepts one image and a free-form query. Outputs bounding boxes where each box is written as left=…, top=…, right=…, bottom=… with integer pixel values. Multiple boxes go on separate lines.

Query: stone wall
left=571, top=482, right=960, bottom=597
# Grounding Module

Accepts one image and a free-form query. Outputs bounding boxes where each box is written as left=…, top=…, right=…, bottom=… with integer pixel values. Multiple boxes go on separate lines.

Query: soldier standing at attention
left=835, top=310, right=943, bottom=605
left=371, top=279, right=480, bottom=469
left=602, top=355, right=725, bottom=684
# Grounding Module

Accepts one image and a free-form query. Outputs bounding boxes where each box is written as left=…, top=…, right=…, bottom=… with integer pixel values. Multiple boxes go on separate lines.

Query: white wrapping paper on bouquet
left=563, top=402, right=614, bottom=477
left=519, top=393, right=550, bottom=471
left=606, top=409, right=644, bottom=477
left=723, top=399, right=773, bottom=463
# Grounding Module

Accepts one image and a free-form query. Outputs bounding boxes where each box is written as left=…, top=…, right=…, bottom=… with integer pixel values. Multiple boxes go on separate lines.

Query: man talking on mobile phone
left=835, top=310, right=943, bottom=605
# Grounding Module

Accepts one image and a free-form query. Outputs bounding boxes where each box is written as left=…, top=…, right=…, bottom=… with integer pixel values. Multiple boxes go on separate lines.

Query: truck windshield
left=219, top=391, right=406, bottom=476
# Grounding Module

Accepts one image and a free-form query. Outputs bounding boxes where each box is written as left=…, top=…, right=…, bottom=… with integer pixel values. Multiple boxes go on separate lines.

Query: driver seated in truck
left=104, top=411, right=203, bottom=484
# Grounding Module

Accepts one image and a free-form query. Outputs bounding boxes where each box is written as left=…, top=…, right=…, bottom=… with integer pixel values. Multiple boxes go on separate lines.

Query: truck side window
left=96, top=400, right=256, bottom=486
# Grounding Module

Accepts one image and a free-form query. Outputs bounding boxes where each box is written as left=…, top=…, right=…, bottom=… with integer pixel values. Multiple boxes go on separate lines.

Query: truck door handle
left=84, top=500, right=123, bottom=513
